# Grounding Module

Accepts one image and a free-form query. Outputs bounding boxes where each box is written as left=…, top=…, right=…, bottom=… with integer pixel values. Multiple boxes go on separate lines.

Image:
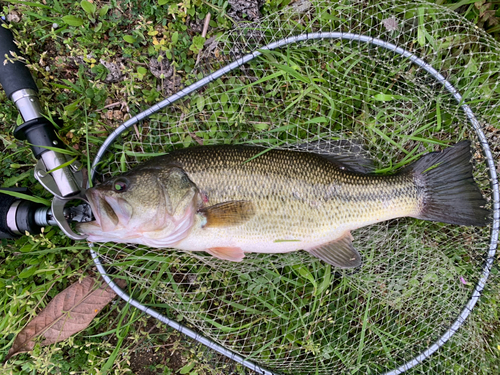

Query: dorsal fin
left=297, top=140, right=376, bottom=174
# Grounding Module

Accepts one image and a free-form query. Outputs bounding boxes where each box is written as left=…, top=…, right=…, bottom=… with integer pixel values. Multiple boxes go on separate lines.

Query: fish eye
left=113, top=178, right=128, bottom=192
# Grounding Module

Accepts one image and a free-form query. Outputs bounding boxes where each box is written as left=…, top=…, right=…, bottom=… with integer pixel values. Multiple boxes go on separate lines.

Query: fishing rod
left=0, top=20, right=275, bottom=375
left=0, top=21, right=92, bottom=240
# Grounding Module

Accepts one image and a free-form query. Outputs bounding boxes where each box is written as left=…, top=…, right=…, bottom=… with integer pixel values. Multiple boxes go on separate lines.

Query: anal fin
left=308, top=232, right=361, bottom=268
left=206, top=247, right=245, bottom=262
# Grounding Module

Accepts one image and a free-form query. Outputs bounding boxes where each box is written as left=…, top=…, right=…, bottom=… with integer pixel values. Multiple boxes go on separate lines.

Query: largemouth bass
left=78, top=141, right=489, bottom=268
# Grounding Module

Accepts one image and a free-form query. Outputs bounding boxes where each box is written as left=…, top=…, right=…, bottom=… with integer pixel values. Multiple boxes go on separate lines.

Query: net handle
left=90, top=32, right=500, bottom=375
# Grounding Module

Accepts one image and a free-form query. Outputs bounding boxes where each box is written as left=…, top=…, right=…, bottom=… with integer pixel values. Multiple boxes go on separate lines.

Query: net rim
left=89, top=32, right=500, bottom=375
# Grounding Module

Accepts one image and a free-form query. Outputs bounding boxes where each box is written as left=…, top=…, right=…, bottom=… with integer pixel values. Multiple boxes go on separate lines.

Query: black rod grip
left=0, top=22, right=38, bottom=99
left=14, top=117, right=62, bottom=159
left=0, top=188, right=44, bottom=238
left=0, top=188, right=18, bottom=239
left=0, top=188, right=42, bottom=239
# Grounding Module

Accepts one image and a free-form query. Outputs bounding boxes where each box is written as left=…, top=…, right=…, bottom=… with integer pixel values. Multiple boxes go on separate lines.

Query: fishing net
left=88, top=0, right=499, bottom=373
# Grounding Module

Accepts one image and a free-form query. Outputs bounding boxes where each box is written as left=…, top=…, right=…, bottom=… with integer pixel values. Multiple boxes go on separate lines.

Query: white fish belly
left=175, top=195, right=419, bottom=255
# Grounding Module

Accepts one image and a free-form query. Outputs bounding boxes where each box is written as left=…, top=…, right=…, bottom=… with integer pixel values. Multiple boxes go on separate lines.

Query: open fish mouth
left=100, top=197, right=119, bottom=227
left=83, top=188, right=103, bottom=228
left=78, top=187, right=136, bottom=235
left=79, top=188, right=117, bottom=231
left=76, top=189, right=103, bottom=236
left=76, top=189, right=120, bottom=236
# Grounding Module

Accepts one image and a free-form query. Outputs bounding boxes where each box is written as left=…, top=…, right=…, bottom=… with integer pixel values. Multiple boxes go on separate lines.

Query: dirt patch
left=128, top=334, right=186, bottom=375
left=227, top=0, right=265, bottom=21
left=128, top=319, right=187, bottom=375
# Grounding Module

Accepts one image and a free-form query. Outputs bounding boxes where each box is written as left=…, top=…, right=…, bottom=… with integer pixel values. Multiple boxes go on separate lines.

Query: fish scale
left=78, top=142, right=489, bottom=268
left=153, top=146, right=421, bottom=253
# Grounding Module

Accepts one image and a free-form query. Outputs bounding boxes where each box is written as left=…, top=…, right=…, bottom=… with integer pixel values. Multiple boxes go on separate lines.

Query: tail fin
left=404, top=141, right=490, bottom=226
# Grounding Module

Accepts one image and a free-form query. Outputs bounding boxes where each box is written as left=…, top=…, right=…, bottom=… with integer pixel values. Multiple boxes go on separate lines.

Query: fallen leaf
left=5, top=276, right=125, bottom=361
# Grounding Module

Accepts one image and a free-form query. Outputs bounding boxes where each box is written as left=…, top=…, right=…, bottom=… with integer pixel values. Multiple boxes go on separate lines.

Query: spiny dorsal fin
left=297, top=140, right=376, bottom=174
left=199, top=201, right=255, bottom=228
left=308, top=232, right=362, bottom=268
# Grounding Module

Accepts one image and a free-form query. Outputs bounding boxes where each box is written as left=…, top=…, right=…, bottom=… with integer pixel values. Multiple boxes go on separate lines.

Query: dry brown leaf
left=5, top=276, right=126, bottom=361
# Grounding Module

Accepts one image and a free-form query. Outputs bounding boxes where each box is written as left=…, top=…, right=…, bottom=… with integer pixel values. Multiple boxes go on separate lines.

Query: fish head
left=77, top=164, right=201, bottom=246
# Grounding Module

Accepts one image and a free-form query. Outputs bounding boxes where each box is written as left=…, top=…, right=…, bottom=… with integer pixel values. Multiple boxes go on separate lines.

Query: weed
left=1, top=0, right=499, bottom=374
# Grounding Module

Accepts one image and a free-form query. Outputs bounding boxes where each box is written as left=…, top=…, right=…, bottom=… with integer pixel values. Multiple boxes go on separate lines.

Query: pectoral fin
left=199, top=201, right=255, bottom=228
left=308, top=232, right=362, bottom=268
left=206, top=247, right=245, bottom=262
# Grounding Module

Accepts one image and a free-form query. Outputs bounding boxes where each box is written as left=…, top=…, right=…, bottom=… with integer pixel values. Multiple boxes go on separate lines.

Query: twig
left=178, top=112, right=204, bottom=145
left=96, top=101, right=130, bottom=112
left=185, top=126, right=204, bottom=145
left=133, top=124, right=143, bottom=153
left=202, top=13, right=211, bottom=38
left=195, top=13, right=211, bottom=66
left=128, top=323, right=159, bottom=353
left=97, top=101, right=123, bottom=111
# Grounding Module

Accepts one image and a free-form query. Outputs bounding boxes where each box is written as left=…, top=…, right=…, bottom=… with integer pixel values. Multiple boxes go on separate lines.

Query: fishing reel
left=0, top=188, right=92, bottom=239
left=0, top=21, right=91, bottom=240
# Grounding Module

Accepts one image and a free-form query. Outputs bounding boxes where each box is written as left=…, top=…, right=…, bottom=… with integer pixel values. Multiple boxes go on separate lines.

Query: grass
left=1, top=0, right=500, bottom=374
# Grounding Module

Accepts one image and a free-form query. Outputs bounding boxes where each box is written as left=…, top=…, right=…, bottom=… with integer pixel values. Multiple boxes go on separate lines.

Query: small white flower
left=382, top=17, right=399, bottom=32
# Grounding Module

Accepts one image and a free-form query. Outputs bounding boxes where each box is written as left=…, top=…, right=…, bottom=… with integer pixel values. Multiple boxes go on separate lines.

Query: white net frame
left=87, top=1, right=500, bottom=373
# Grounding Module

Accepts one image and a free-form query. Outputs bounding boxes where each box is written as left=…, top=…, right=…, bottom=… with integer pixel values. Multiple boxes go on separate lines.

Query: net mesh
left=89, top=0, right=499, bottom=373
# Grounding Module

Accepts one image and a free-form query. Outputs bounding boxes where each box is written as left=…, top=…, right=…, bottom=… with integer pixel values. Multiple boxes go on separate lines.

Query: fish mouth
left=84, top=188, right=103, bottom=227
left=76, top=188, right=103, bottom=235
left=80, top=188, right=134, bottom=233
left=79, top=188, right=119, bottom=232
